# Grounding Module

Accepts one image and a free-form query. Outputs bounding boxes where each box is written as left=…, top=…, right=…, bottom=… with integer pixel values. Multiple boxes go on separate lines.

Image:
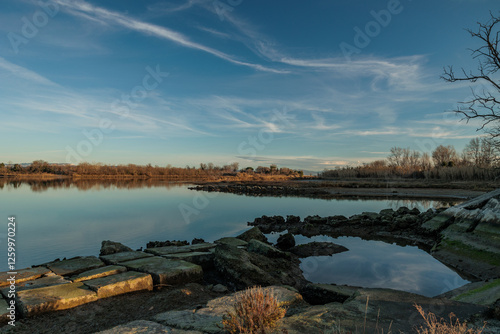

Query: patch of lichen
left=454, top=279, right=500, bottom=301
left=438, top=238, right=500, bottom=266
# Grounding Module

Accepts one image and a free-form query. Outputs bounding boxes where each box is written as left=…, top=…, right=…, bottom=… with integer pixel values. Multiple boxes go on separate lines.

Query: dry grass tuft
left=222, top=286, right=287, bottom=334
left=414, top=304, right=486, bottom=334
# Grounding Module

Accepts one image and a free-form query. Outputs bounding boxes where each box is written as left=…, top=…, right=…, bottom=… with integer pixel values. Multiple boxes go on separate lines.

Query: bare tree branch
left=442, top=11, right=500, bottom=144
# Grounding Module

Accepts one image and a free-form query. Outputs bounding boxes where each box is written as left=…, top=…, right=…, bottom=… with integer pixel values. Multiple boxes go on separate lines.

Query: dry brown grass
left=414, top=304, right=486, bottom=334
left=222, top=286, right=287, bottom=334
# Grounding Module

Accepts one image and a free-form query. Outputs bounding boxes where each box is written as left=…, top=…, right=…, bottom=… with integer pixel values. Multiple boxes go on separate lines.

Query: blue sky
left=0, top=0, right=498, bottom=171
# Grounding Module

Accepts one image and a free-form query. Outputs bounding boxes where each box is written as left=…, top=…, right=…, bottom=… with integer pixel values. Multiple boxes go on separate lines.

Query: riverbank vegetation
left=322, top=138, right=500, bottom=182
left=0, top=161, right=304, bottom=181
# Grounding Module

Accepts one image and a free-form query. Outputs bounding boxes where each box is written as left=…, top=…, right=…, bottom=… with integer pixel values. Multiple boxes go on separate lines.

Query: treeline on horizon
left=322, top=138, right=500, bottom=181
left=0, top=161, right=304, bottom=178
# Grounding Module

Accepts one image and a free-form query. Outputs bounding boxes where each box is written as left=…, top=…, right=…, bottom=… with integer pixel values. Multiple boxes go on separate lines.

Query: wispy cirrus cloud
left=53, top=0, right=287, bottom=74
left=0, top=56, right=57, bottom=86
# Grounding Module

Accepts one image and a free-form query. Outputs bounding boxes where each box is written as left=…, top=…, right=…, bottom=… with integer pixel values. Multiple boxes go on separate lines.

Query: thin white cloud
left=54, top=0, right=287, bottom=74
left=0, top=57, right=57, bottom=86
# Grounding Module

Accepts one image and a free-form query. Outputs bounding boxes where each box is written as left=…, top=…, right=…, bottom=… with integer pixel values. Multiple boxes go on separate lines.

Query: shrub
left=414, top=304, right=486, bottom=334
left=222, top=286, right=287, bottom=334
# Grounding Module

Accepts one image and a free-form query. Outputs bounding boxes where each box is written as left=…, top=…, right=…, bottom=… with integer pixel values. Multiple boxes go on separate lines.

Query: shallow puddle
left=267, top=234, right=469, bottom=297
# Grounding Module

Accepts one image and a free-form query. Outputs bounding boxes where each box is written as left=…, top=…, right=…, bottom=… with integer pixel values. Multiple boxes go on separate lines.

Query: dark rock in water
left=191, top=238, right=205, bottom=245
left=146, top=240, right=189, bottom=248
left=236, top=226, right=268, bottom=244
left=304, top=215, right=327, bottom=225
left=396, top=206, right=411, bottom=215
left=213, top=243, right=306, bottom=290
left=286, top=215, right=301, bottom=224
left=289, top=242, right=348, bottom=258
left=100, top=240, right=133, bottom=256
left=276, top=232, right=295, bottom=250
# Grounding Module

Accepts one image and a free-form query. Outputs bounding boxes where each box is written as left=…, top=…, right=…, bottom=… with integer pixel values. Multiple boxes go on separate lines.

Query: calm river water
left=0, top=179, right=467, bottom=296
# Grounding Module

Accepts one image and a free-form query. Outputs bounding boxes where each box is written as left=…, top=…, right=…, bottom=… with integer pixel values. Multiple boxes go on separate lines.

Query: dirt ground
left=0, top=283, right=229, bottom=334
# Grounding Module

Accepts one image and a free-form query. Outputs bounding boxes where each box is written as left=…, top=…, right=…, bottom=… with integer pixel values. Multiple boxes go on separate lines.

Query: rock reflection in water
left=293, top=235, right=469, bottom=297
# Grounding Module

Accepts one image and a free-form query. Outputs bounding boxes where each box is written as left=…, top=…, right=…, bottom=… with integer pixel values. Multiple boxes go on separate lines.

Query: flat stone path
left=0, top=245, right=210, bottom=320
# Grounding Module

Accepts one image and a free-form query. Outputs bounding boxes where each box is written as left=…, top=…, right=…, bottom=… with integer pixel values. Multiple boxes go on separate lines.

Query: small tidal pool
left=267, top=234, right=469, bottom=297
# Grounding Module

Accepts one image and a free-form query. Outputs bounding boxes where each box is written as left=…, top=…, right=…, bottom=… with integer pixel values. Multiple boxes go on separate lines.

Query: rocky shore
left=1, top=190, right=499, bottom=333
left=188, top=181, right=485, bottom=200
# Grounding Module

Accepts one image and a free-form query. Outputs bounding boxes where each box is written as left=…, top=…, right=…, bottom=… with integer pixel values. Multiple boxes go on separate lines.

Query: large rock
left=438, top=279, right=500, bottom=307
left=96, top=320, right=204, bottom=333
left=163, top=252, right=214, bottom=269
left=83, top=271, right=153, bottom=298
left=289, top=242, right=348, bottom=258
left=0, top=266, right=50, bottom=287
left=145, top=243, right=215, bottom=256
left=282, top=288, right=487, bottom=334
left=213, top=237, right=248, bottom=248
left=47, top=256, right=105, bottom=276
left=429, top=189, right=500, bottom=280
left=154, top=286, right=302, bottom=334
left=247, top=239, right=290, bottom=259
left=236, top=226, right=268, bottom=243
left=100, top=251, right=153, bottom=265
left=16, top=281, right=98, bottom=317
left=214, top=244, right=305, bottom=289
left=99, top=240, right=133, bottom=256
left=120, top=257, right=203, bottom=285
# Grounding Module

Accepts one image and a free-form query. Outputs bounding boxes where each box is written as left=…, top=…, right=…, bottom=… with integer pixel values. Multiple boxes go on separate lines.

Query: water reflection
left=386, top=198, right=461, bottom=211
left=0, top=180, right=468, bottom=296
left=0, top=178, right=187, bottom=192
left=292, top=235, right=468, bottom=297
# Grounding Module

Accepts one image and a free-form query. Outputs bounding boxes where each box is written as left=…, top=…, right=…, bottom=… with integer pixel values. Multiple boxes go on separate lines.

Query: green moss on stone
left=439, top=239, right=500, bottom=266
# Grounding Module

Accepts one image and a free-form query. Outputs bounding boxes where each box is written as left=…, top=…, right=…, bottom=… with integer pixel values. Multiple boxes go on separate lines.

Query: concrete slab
left=1, top=274, right=70, bottom=298
left=83, top=271, right=153, bottom=299
left=16, top=281, right=98, bottom=317
left=47, top=256, right=105, bottom=276
left=96, top=320, right=204, bottom=333
left=0, top=266, right=51, bottom=287
left=145, top=243, right=215, bottom=256
left=120, top=257, right=203, bottom=285
left=162, top=252, right=214, bottom=269
left=71, top=265, right=127, bottom=283
left=100, top=251, right=153, bottom=265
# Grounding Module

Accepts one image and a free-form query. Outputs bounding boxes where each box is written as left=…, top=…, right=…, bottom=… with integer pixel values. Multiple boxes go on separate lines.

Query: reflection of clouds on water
left=297, top=235, right=469, bottom=297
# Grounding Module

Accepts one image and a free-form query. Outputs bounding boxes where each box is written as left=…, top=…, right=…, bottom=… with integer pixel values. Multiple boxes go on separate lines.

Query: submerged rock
left=289, top=242, right=348, bottom=258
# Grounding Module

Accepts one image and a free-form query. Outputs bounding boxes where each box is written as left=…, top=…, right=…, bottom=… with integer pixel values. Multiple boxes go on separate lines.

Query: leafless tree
left=442, top=12, right=500, bottom=144
left=432, top=145, right=459, bottom=167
